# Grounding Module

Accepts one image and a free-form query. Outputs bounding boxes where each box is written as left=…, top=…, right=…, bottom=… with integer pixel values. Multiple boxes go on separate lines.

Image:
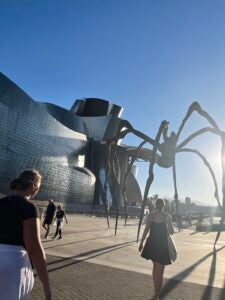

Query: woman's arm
left=64, top=213, right=68, bottom=224
left=23, top=218, right=51, bottom=300
left=138, top=217, right=151, bottom=251
left=168, top=215, right=174, bottom=235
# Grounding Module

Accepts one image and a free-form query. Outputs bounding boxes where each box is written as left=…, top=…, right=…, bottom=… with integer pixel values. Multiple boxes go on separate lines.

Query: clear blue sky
left=1, top=0, right=225, bottom=205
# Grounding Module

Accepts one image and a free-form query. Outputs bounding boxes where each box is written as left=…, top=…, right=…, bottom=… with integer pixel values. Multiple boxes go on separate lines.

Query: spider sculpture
left=101, top=102, right=225, bottom=243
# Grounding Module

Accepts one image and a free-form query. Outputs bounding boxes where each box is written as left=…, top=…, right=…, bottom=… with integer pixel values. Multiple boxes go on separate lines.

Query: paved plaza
left=31, top=215, right=225, bottom=299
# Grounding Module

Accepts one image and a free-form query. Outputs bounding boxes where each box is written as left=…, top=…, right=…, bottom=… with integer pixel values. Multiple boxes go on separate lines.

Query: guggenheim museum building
left=0, top=72, right=142, bottom=209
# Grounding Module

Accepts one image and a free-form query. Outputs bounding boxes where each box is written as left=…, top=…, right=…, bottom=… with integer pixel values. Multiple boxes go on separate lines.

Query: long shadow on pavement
left=43, top=235, right=114, bottom=249
left=200, top=248, right=217, bottom=300
left=190, top=231, right=198, bottom=235
left=160, top=245, right=225, bottom=299
left=44, top=240, right=136, bottom=273
left=60, top=228, right=110, bottom=235
left=41, top=228, right=108, bottom=241
left=219, top=278, right=225, bottom=299
left=53, top=224, right=133, bottom=235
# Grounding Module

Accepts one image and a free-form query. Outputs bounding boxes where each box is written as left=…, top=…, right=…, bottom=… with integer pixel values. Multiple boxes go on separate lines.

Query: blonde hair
left=9, top=169, right=42, bottom=191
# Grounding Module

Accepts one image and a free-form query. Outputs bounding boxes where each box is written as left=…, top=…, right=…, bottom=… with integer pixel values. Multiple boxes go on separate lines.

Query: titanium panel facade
left=0, top=73, right=95, bottom=204
left=0, top=72, right=142, bottom=207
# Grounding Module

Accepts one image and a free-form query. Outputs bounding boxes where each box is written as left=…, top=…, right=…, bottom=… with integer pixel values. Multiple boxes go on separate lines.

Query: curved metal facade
left=0, top=73, right=95, bottom=204
left=0, top=72, right=142, bottom=207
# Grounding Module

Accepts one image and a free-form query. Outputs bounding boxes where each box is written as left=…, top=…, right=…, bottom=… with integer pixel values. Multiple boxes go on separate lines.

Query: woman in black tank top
left=139, top=198, right=174, bottom=300
left=0, top=170, right=51, bottom=300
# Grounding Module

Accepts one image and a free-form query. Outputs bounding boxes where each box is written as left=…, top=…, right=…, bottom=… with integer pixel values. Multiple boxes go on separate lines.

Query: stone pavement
left=30, top=215, right=225, bottom=299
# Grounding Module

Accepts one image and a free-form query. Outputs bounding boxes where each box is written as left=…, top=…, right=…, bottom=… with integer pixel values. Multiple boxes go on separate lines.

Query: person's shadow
left=160, top=245, right=225, bottom=299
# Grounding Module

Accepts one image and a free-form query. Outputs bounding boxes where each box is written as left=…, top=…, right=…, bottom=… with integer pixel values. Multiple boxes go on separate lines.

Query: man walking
left=42, top=199, right=56, bottom=238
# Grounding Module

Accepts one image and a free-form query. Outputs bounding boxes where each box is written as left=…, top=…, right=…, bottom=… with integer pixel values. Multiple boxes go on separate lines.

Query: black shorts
left=43, top=215, right=54, bottom=225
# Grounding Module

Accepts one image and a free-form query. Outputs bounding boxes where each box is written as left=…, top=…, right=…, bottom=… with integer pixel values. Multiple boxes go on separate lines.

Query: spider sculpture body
left=101, top=102, right=225, bottom=243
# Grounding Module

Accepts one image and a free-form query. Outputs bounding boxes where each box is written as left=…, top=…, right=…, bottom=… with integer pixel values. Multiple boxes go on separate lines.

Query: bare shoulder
left=149, top=210, right=157, bottom=218
left=163, top=211, right=172, bottom=219
left=164, top=211, right=171, bottom=216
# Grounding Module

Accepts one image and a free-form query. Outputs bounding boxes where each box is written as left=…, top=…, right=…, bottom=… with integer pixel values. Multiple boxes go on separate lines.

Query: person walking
left=139, top=198, right=174, bottom=300
left=0, top=169, right=51, bottom=300
left=42, top=199, right=56, bottom=238
left=52, top=205, right=68, bottom=240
